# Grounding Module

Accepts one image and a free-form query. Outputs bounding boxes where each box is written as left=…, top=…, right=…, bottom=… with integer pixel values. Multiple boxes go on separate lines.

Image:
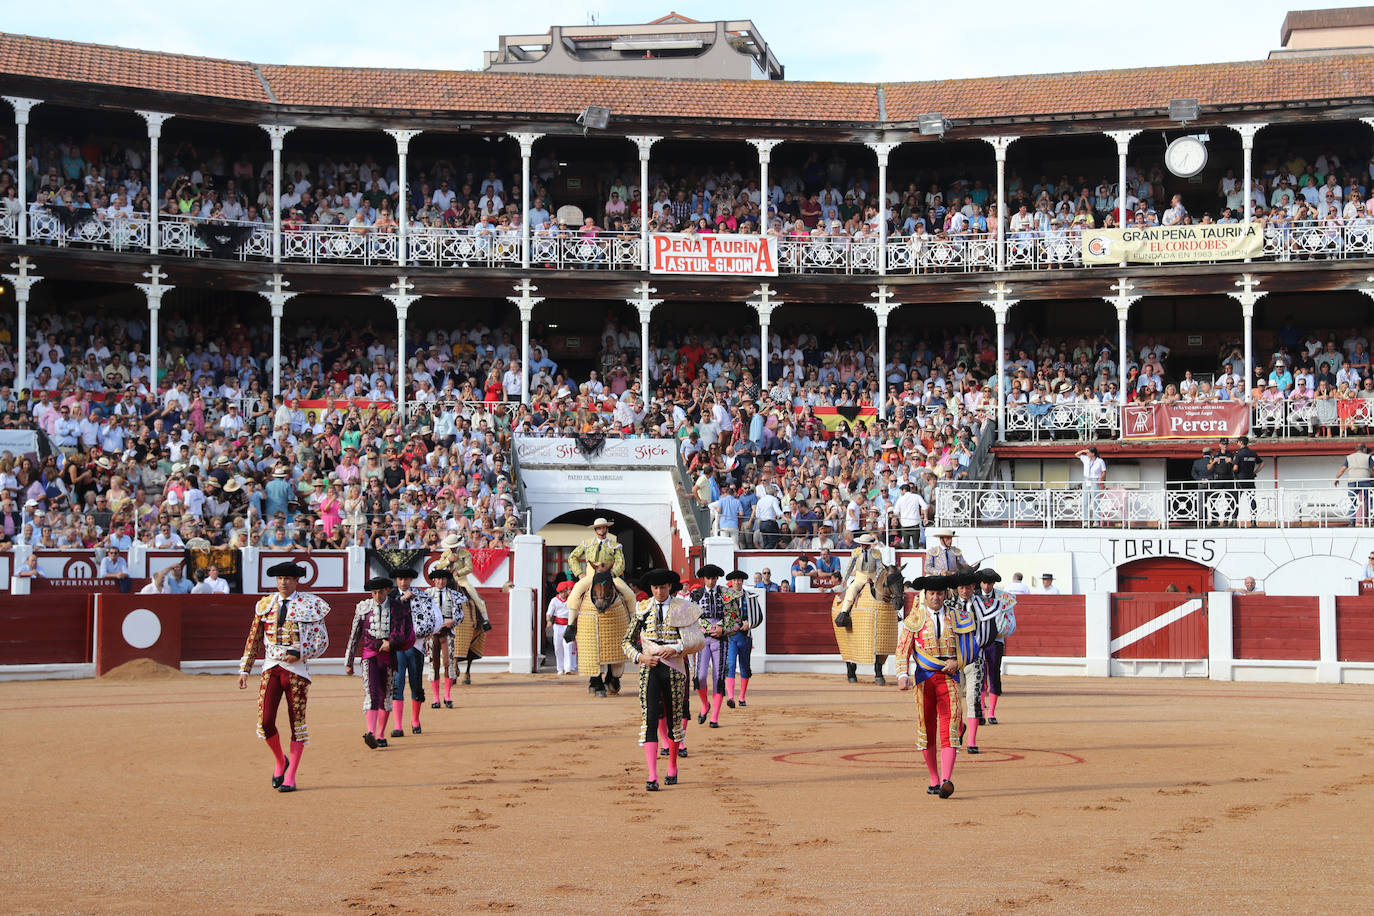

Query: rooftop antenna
left=587, top=10, right=599, bottom=25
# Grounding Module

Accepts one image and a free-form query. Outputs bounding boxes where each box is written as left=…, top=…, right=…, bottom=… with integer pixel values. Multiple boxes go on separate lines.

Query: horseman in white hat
left=836, top=533, right=884, bottom=620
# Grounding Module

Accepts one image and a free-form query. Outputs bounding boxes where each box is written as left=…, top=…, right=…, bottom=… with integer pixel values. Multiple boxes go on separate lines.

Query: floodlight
left=917, top=113, right=951, bottom=137
left=1169, top=99, right=1200, bottom=123
left=577, top=106, right=612, bottom=131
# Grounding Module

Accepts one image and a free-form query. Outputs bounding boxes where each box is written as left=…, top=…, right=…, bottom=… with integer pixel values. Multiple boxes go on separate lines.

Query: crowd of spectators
left=6, top=129, right=1374, bottom=266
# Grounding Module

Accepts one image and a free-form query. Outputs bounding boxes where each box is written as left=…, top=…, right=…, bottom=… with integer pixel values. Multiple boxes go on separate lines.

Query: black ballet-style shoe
left=272, top=768, right=286, bottom=789
left=939, top=780, right=955, bottom=799
left=698, top=713, right=707, bottom=725
left=678, top=747, right=689, bottom=758
left=726, top=698, right=736, bottom=708
left=664, top=775, right=678, bottom=786
left=412, top=725, right=422, bottom=735
left=927, top=785, right=941, bottom=796
left=708, top=721, right=720, bottom=729
left=390, top=729, right=404, bottom=738
left=659, top=745, right=670, bottom=757
left=444, top=700, right=454, bottom=709
left=646, top=780, right=659, bottom=792
left=363, top=732, right=378, bottom=750
left=988, top=717, right=999, bottom=725
left=738, top=700, right=747, bottom=707
left=277, top=784, right=297, bottom=793
left=977, top=716, right=986, bottom=725
left=431, top=701, right=441, bottom=709
left=968, top=746, right=980, bottom=754
left=376, top=738, right=389, bottom=748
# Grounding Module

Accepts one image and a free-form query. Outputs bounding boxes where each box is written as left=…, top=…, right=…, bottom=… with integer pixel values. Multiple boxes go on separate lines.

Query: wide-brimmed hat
left=272, top=466, right=289, bottom=477
left=931, top=528, right=955, bottom=538
left=440, top=533, right=463, bottom=550
left=1041, top=572, right=1055, bottom=580
left=976, top=568, right=1003, bottom=584
left=725, top=569, right=748, bottom=582
left=266, top=561, right=307, bottom=578
left=909, top=574, right=956, bottom=591
left=224, top=479, right=242, bottom=493
left=96, top=456, right=114, bottom=470
left=214, top=456, right=231, bottom=466
left=365, top=576, right=393, bottom=591
left=591, top=517, right=613, bottom=529
left=392, top=566, right=419, bottom=579
left=696, top=564, right=725, bottom=579
left=855, top=534, right=877, bottom=545
left=428, top=567, right=454, bottom=581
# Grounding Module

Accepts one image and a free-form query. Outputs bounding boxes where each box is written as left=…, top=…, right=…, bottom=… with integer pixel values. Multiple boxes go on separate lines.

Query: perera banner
left=1082, top=223, right=1263, bottom=265
left=1121, top=402, right=1250, bottom=440
left=649, top=233, right=778, bottom=276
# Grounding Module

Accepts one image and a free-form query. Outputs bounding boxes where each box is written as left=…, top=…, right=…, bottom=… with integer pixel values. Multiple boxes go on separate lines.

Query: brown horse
left=831, top=563, right=907, bottom=685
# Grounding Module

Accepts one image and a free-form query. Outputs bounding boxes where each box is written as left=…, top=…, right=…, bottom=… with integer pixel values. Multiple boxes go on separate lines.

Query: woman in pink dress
left=320, top=483, right=343, bottom=538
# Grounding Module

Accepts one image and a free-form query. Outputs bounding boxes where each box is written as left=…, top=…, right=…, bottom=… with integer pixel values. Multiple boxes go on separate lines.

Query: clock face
left=1165, top=137, right=1208, bottom=178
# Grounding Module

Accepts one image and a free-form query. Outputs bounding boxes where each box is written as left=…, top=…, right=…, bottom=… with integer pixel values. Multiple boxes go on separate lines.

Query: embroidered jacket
left=240, top=590, right=331, bottom=679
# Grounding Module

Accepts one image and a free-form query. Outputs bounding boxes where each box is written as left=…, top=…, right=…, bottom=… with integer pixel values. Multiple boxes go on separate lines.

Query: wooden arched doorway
left=1117, top=557, right=1213, bottom=594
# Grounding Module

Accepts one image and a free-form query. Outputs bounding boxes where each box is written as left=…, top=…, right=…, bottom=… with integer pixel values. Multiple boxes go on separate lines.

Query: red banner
left=1121, top=402, right=1250, bottom=440
left=649, top=233, right=778, bottom=276
left=468, top=548, right=511, bottom=584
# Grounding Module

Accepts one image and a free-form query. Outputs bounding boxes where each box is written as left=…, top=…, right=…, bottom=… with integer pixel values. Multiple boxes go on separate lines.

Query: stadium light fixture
left=917, top=113, right=951, bottom=138
left=577, top=106, right=612, bottom=134
left=1169, top=98, right=1200, bottom=125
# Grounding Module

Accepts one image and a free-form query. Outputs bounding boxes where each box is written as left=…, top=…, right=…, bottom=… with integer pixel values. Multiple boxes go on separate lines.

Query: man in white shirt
left=754, top=485, right=783, bottom=549
left=891, top=482, right=928, bottom=549
left=192, top=565, right=232, bottom=594
left=1076, top=446, right=1106, bottom=526
left=1038, top=573, right=1061, bottom=595
left=1004, top=572, right=1031, bottom=595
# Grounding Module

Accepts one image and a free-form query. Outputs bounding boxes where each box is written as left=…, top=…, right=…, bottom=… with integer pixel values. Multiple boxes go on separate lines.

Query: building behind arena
left=2, top=9, right=1374, bottom=683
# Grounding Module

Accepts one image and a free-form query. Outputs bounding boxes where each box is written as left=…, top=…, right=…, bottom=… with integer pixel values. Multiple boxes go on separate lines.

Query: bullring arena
left=5, top=5, right=1374, bottom=912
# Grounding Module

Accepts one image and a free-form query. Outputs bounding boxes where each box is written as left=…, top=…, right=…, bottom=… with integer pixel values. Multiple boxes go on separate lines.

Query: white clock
left=1165, top=136, right=1208, bottom=178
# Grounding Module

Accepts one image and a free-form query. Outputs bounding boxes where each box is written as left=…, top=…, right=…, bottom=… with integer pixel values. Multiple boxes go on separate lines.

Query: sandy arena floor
left=3, top=668, right=1372, bottom=914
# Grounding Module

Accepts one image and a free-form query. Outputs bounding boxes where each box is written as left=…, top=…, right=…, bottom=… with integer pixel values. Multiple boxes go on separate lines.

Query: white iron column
left=1105, top=130, right=1140, bottom=265
left=981, top=136, right=1017, bottom=270
left=627, top=136, right=662, bottom=270
left=507, top=278, right=544, bottom=405
left=134, top=265, right=171, bottom=393
left=3, top=97, right=41, bottom=245
left=2, top=256, right=41, bottom=391
left=867, top=285, right=900, bottom=417
left=1108, top=278, right=1141, bottom=404
left=982, top=281, right=1018, bottom=439
left=1228, top=274, right=1266, bottom=402
left=747, top=138, right=781, bottom=232
left=747, top=283, right=781, bottom=394
left=384, top=277, right=421, bottom=423
left=509, top=133, right=543, bottom=270
left=1228, top=123, right=1266, bottom=226
left=865, top=141, right=900, bottom=274
left=628, top=281, right=663, bottom=397
left=260, top=124, right=294, bottom=263
left=137, top=111, right=172, bottom=254
left=385, top=129, right=421, bottom=267
left=257, top=274, right=296, bottom=398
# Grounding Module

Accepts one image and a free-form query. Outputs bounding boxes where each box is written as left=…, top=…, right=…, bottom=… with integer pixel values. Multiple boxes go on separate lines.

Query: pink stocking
left=391, top=700, right=404, bottom=731
left=265, top=733, right=286, bottom=777
left=987, top=694, right=999, bottom=717
left=411, top=700, right=422, bottom=728
left=644, top=743, right=660, bottom=782
left=667, top=740, right=679, bottom=778
left=444, top=678, right=454, bottom=701
left=725, top=677, right=736, bottom=700
left=377, top=706, right=391, bottom=736
left=697, top=687, right=709, bottom=716
left=940, top=747, right=957, bottom=782
left=429, top=680, right=440, bottom=702
left=739, top=678, right=749, bottom=701
left=709, top=693, right=724, bottom=723
left=285, top=741, right=304, bottom=786
left=921, top=747, right=939, bottom=786
left=966, top=716, right=979, bottom=748
left=365, top=709, right=377, bottom=735
left=679, top=718, right=690, bottom=750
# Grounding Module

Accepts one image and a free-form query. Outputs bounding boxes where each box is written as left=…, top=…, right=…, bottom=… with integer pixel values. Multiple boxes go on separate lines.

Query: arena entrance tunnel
left=539, top=508, right=667, bottom=591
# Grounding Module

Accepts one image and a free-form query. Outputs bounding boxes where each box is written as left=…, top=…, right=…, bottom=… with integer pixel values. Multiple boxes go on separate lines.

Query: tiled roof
left=1281, top=6, right=1374, bottom=45
left=0, top=31, right=1371, bottom=125
left=0, top=32, right=269, bottom=102
left=882, top=54, right=1374, bottom=120
left=257, top=65, right=878, bottom=121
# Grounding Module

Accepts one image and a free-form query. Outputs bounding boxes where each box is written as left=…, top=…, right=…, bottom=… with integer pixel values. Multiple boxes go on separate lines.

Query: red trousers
left=915, top=671, right=961, bottom=750
left=257, top=666, right=311, bottom=744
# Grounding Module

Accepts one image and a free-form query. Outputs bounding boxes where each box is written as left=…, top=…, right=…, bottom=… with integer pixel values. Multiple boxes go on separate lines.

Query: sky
left=1, top=0, right=1360, bottom=82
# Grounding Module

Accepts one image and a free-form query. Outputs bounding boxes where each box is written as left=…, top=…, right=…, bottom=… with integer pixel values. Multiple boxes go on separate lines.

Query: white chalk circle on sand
left=122, top=609, right=162, bottom=649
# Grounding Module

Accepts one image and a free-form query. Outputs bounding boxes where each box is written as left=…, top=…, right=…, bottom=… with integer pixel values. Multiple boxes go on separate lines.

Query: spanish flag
left=797, top=405, right=879, bottom=431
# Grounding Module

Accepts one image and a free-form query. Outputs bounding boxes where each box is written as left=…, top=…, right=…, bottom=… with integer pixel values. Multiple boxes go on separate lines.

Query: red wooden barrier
left=767, top=593, right=844, bottom=654
left=94, top=594, right=182, bottom=675
left=0, top=593, right=93, bottom=665
left=1007, top=595, right=1085, bottom=658
left=1335, top=596, right=1374, bottom=662
left=1233, top=595, right=1320, bottom=660
left=1111, top=593, right=1208, bottom=659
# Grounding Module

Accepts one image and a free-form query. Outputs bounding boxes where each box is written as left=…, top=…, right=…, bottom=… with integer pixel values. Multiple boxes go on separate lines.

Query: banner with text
left=649, top=233, right=778, bottom=276
left=514, top=437, right=679, bottom=466
left=1082, top=223, right=1263, bottom=265
left=1121, top=402, right=1250, bottom=440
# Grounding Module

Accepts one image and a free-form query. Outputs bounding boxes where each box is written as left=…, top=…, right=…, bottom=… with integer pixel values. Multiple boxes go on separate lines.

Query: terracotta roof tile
left=0, top=32, right=1370, bottom=126
left=0, top=32, right=268, bottom=102
left=257, top=64, right=878, bottom=122
left=883, top=54, right=1374, bottom=121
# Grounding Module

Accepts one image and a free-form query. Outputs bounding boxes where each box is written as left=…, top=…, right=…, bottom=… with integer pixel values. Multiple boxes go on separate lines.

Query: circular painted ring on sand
left=772, top=745, right=1084, bottom=768
left=121, top=608, right=163, bottom=649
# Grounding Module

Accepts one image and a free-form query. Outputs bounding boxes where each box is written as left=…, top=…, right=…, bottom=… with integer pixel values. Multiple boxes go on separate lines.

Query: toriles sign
left=1108, top=537, right=1218, bottom=565
left=649, top=233, right=778, bottom=276
left=1121, top=402, right=1250, bottom=440
left=1082, top=223, right=1262, bottom=265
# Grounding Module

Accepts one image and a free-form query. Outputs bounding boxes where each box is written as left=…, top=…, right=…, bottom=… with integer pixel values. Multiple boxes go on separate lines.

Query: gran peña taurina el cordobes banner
left=1082, top=223, right=1263, bottom=265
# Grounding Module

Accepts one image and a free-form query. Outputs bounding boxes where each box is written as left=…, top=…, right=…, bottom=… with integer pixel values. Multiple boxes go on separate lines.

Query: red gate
left=1110, top=592, right=1208, bottom=675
